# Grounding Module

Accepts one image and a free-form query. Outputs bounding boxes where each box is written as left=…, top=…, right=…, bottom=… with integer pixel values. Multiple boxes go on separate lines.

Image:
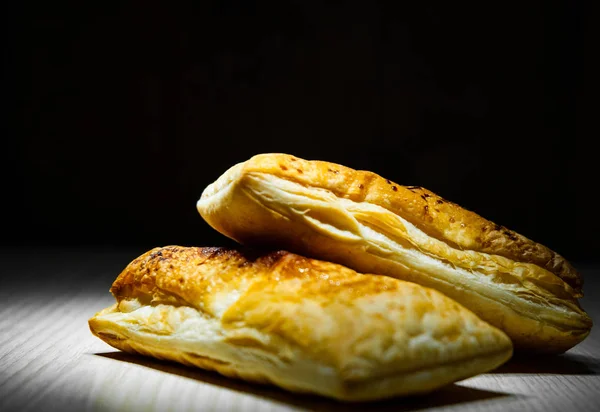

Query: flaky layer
left=89, top=246, right=513, bottom=401
left=199, top=153, right=582, bottom=293
left=196, top=154, right=592, bottom=353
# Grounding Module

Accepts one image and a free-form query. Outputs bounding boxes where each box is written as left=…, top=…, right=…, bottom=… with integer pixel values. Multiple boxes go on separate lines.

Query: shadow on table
left=94, top=351, right=515, bottom=412
left=492, top=352, right=600, bottom=375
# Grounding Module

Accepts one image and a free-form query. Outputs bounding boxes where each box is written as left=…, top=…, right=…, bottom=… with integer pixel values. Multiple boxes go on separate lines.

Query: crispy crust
left=205, top=153, right=581, bottom=294
left=196, top=153, right=592, bottom=353
left=90, top=246, right=513, bottom=401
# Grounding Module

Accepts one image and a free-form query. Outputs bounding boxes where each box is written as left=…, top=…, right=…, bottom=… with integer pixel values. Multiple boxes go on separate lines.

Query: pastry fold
left=196, top=153, right=592, bottom=353
left=89, top=246, right=512, bottom=401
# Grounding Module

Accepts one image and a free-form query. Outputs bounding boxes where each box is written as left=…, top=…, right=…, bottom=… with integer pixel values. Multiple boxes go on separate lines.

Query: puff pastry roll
left=197, top=153, right=592, bottom=353
left=89, top=246, right=512, bottom=401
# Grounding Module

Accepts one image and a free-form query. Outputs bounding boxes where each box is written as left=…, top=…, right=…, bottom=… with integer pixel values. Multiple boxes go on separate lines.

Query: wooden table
left=1, top=248, right=599, bottom=411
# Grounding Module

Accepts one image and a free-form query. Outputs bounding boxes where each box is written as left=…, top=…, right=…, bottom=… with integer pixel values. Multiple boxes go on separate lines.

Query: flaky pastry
left=89, top=246, right=512, bottom=401
left=197, top=153, right=592, bottom=353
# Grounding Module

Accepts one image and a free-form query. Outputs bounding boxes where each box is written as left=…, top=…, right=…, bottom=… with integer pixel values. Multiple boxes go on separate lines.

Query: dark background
left=2, top=2, right=594, bottom=262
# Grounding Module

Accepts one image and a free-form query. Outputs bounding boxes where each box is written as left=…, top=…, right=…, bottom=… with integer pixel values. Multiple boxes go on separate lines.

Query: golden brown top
left=212, top=153, right=582, bottom=295
left=111, top=245, right=402, bottom=311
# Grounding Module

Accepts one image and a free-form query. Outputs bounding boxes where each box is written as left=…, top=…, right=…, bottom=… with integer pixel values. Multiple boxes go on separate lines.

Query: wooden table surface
left=1, top=248, right=599, bottom=412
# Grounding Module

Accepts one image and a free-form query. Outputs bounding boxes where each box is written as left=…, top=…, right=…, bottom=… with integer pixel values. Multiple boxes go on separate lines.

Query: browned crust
left=232, top=153, right=582, bottom=295
left=111, top=246, right=288, bottom=308
left=110, top=245, right=401, bottom=308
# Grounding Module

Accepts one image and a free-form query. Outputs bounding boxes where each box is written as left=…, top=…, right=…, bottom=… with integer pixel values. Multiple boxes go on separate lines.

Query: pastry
left=197, top=153, right=592, bottom=353
left=89, top=246, right=512, bottom=401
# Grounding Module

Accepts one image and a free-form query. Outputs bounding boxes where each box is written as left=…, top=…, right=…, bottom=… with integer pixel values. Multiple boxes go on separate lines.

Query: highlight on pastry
left=197, top=153, right=592, bottom=354
left=89, top=246, right=513, bottom=402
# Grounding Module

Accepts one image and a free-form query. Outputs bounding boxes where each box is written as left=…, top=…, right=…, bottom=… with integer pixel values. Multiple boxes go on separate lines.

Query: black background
left=2, top=1, right=594, bottom=262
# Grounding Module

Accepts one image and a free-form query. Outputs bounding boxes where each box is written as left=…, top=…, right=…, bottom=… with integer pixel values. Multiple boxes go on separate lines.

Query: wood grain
left=1, top=249, right=599, bottom=412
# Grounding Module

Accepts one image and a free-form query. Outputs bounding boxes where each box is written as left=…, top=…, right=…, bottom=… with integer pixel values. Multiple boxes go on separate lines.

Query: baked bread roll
left=89, top=246, right=512, bottom=401
left=197, top=153, right=592, bottom=353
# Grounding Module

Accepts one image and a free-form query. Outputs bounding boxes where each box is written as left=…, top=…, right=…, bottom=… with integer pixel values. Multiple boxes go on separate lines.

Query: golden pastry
left=197, top=153, right=592, bottom=353
left=89, top=246, right=512, bottom=401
